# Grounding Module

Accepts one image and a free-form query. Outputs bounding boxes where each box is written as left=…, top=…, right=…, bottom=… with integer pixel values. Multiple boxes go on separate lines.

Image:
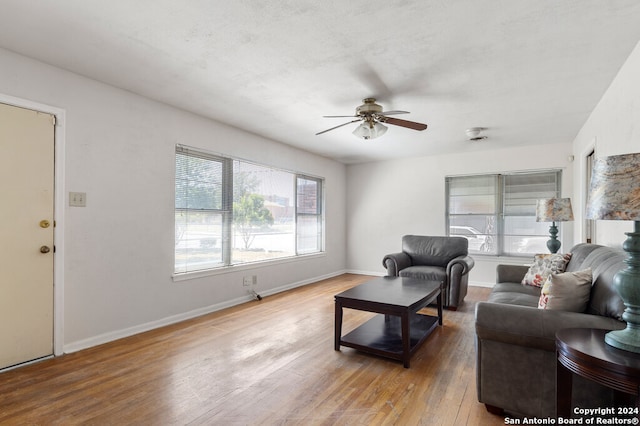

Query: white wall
left=346, top=144, right=574, bottom=287
left=0, top=47, right=347, bottom=352
left=572, top=40, right=640, bottom=247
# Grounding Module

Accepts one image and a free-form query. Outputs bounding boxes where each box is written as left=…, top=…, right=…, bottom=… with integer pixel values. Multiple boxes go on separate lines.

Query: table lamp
left=535, top=198, right=574, bottom=254
left=585, top=152, right=640, bottom=353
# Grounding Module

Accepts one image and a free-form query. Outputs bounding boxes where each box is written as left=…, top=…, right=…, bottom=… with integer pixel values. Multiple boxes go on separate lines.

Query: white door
left=0, top=102, right=55, bottom=369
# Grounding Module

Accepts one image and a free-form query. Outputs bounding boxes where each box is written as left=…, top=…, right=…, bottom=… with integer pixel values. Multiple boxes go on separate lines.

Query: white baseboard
left=345, top=269, right=385, bottom=276
left=256, top=269, right=349, bottom=298
left=63, top=295, right=252, bottom=353
left=63, top=269, right=349, bottom=354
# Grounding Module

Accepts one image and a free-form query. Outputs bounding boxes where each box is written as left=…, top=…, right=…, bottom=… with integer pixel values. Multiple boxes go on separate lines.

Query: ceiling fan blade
left=381, top=117, right=428, bottom=131
left=352, top=62, right=394, bottom=101
left=315, top=119, right=362, bottom=135
left=379, top=110, right=409, bottom=116
left=322, top=115, right=358, bottom=118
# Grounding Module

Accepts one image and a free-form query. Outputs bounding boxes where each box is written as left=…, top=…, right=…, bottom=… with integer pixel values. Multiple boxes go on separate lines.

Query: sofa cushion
left=488, top=282, right=541, bottom=307
left=399, top=265, right=446, bottom=282
left=538, top=268, right=592, bottom=312
left=521, top=253, right=570, bottom=287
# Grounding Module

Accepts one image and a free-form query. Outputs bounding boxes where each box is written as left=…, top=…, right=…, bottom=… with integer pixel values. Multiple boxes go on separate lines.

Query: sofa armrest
left=382, top=252, right=412, bottom=276
left=446, top=255, right=474, bottom=308
left=447, top=255, right=475, bottom=277
left=496, top=264, right=529, bottom=284
left=475, top=301, right=625, bottom=352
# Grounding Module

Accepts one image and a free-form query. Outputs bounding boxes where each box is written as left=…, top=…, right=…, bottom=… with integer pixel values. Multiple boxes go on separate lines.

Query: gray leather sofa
left=475, top=243, right=627, bottom=418
left=383, top=235, right=475, bottom=309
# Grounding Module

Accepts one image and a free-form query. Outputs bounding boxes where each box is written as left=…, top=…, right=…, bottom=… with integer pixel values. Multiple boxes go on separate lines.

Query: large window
left=175, top=145, right=324, bottom=274
left=446, top=170, right=561, bottom=256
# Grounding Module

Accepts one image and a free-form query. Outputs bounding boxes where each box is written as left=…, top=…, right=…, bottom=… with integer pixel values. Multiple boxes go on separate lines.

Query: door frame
left=580, top=139, right=597, bottom=245
left=0, top=93, right=65, bottom=357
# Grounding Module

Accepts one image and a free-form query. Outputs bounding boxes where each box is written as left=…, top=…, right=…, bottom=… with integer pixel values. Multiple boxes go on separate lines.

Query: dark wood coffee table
left=334, top=276, right=443, bottom=368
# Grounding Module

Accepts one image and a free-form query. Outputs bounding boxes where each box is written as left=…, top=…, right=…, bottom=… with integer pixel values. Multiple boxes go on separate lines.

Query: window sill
left=469, top=253, right=534, bottom=263
left=172, top=251, right=326, bottom=282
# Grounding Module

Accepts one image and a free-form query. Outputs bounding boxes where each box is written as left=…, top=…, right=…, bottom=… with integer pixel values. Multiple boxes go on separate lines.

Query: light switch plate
left=69, top=192, right=86, bottom=207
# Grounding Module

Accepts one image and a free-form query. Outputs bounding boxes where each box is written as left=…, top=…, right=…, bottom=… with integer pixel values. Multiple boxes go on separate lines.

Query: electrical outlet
left=243, top=275, right=257, bottom=287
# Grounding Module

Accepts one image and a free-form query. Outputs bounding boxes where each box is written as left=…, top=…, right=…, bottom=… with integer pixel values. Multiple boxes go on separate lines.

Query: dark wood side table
left=556, top=328, right=640, bottom=417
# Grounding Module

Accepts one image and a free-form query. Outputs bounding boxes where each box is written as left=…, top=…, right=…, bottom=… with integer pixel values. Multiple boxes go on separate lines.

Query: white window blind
left=503, top=171, right=560, bottom=255
left=296, top=176, right=323, bottom=254
left=175, top=148, right=230, bottom=273
left=447, top=175, right=498, bottom=254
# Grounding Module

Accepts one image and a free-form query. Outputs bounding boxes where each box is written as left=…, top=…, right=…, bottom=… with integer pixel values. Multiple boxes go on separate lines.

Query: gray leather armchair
left=382, top=235, right=475, bottom=310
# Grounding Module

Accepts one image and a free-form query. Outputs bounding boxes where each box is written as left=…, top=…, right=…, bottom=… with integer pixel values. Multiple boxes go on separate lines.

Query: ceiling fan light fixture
left=353, top=121, right=387, bottom=140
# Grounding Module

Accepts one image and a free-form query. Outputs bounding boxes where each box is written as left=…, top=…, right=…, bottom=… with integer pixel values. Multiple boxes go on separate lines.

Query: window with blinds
left=296, top=176, right=323, bottom=254
left=447, top=175, right=498, bottom=254
left=175, top=146, right=324, bottom=274
left=503, top=171, right=560, bottom=255
left=175, top=150, right=230, bottom=272
left=446, top=170, right=561, bottom=256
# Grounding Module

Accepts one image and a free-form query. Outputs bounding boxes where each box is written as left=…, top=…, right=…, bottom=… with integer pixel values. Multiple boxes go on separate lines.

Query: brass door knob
left=40, top=246, right=51, bottom=254
left=40, top=220, right=51, bottom=228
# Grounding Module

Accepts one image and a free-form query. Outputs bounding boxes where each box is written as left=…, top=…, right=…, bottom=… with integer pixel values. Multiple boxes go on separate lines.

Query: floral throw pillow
left=521, top=253, right=571, bottom=287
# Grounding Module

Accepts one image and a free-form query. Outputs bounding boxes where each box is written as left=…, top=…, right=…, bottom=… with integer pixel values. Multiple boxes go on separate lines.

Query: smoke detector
left=466, top=127, right=487, bottom=141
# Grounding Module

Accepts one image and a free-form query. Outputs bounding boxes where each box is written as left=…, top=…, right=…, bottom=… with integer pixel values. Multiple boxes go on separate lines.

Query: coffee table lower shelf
left=339, top=313, right=439, bottom=363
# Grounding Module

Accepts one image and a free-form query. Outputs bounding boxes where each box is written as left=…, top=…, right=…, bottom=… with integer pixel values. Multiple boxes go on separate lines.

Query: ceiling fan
left=316, top=98, right=428, bottom=140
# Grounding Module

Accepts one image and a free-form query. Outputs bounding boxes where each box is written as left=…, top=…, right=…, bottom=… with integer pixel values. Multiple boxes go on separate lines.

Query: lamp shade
left=586, top=152, right=640, bottom=220
left=535, top=198, right=574, bottom=222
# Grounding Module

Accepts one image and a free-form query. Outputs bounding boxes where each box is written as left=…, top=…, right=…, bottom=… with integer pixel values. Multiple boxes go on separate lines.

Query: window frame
left=174, top=145, right=325, bottom=277
left=445, top=169, right=562, bottom=257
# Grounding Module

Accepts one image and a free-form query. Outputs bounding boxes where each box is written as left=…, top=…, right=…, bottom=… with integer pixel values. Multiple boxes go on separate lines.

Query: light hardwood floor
left=0, top=274, right=505, bottom=425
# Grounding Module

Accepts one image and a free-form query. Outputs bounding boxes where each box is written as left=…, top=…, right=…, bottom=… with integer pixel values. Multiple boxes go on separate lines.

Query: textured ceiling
left=1, top=1, right=640, bottom=163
